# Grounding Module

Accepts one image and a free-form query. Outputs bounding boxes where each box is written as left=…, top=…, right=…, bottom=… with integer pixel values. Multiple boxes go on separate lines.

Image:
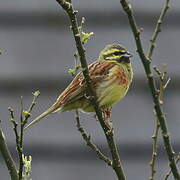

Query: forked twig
left=120, top=0, right=180, bottom=179
left=165, top=153, right=180, bottom=180
left=75, top=110, right=112, bottom=166
left=56, top=0, right=126, bottom=179
left=8, top=91, right=40, bottom=180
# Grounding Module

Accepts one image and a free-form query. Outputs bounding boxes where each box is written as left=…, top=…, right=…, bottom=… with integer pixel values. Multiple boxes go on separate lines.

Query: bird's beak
left=126, top=51, right=133, bottom=58
left=119, top=52, right=132, bottom=63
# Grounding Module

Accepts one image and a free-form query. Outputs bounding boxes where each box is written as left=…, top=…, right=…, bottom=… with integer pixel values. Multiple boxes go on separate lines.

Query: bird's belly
left=97, top=81, right=128, bottom=108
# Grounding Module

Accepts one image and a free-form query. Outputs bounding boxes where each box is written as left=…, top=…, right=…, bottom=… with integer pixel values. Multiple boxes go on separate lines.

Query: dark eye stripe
left=103, top=51, right=126, bottom=60
left=113, top=51, right=126, bottom=56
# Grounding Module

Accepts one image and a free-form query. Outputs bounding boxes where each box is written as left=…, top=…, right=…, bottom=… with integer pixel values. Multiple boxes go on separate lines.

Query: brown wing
left=56, top=60, right=116, bottom=106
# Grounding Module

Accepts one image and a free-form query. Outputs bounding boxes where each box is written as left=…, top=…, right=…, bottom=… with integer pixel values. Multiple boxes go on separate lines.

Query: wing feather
left=56, top=61, right=116, bottom=107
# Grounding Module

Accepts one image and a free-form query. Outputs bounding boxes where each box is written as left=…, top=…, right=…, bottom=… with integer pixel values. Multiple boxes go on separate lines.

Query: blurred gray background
left=0, top=0, right=180, bottom=179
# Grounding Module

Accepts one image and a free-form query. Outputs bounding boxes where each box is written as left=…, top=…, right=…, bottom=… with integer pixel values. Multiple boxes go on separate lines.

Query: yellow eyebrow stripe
left=105, top=55, right=122, bottom=60
left=103, top=49, right=126, bottom=56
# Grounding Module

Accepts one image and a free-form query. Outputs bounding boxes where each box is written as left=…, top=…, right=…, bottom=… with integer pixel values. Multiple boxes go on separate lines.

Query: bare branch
left=149, top=65, right=170, bottom=180
left=0, top=128, right=19, bottom=180
left=8, top=91, right=40, bottom=180
left=56, top=0, right=126, bottom=179
left=19, top=91, right=40, bottom=179
left=120, top=0, right=180, bottom=179
left=75, top=110, right=112, bottom=166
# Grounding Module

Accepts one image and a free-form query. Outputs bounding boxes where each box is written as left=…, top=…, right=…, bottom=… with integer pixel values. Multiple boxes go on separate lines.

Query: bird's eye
left=113, top=51, right=125, bottom=56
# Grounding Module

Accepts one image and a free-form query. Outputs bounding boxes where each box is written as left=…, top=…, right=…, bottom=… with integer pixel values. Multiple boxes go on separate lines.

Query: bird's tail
left=24, top=102, right=60, bottom=130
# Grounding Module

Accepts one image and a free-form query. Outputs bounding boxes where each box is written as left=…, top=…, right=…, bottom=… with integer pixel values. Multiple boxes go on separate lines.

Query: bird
left=25, top=44, right=133, bottom=130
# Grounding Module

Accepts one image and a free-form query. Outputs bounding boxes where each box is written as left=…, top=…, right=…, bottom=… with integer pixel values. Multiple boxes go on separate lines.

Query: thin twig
left=19, top=97, right=24, bottom=180
left=8, top=107, right=24, bottom=180
left=153, top=65, right=170, bottom=105
left=8, top=107, right=23, bottom=180
left=23, top=91, right=40, bottom=126
left=0, top=128, right=19, bottom=180
left=149, top=118, right=160, bottom=180
left=56, top=1, right=126, bottom=179
left=75, top=110, right=112, bottom=166
left=147, top=0, right=170, bottom=59
left=120, top=0, right=180, bottom=179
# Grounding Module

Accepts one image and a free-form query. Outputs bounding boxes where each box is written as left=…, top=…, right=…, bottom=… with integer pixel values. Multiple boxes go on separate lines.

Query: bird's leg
left=103, top=107, right=112, bottom=119
left=102, top=107, right=113, bottom=133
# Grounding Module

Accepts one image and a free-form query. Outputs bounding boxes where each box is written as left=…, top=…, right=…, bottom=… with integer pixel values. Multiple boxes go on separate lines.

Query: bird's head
left=98, top=44, right=132, bottom=66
